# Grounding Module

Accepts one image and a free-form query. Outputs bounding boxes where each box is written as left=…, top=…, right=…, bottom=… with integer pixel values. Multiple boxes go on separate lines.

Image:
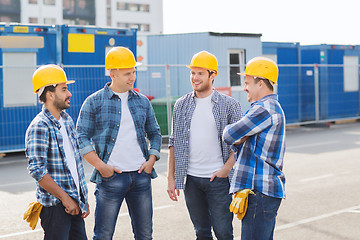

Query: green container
left=151, top=97, right=179, bottom=135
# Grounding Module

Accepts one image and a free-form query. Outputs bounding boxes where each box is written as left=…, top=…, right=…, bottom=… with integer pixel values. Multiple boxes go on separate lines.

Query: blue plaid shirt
left=223, top=94, right=286, bottom=199
left=169, top=89, right=243, bottom=189
left=25, top=106, right=88, bottom=213
left=76, top=83, right=162, bottom=183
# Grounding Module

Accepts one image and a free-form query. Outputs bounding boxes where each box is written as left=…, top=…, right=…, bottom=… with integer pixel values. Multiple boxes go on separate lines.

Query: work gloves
left=23, top=201, right=43, bottom=230
left=229, top=189, right=254, bottom=220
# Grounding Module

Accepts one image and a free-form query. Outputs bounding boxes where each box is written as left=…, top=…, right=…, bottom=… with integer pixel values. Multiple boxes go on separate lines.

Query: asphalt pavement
left=0, top=121, right=360, bottom=239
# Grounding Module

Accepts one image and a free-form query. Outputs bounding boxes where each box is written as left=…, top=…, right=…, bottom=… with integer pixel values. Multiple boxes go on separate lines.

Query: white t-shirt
left=59, top=117, right=80, bottom=194
left=188, top=93, right=224, bottom=178
left=107, top=91, right=146, bottom=171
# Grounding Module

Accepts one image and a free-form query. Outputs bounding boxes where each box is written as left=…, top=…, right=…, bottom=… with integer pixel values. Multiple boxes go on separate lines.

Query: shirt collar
left=251, top=94, right=278, bottom=106
left=104, top=82, right=140, bottom=100
left=191, top=88, right=219, bottom=103
left=42, top=105, right=62, bottom=129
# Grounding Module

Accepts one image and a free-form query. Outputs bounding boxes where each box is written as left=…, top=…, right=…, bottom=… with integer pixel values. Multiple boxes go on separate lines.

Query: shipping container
left=262, top=42, right=302, bottom=123
left=301, top=44, right=360, bottom=120
left=0, top=23, right=137, bottom=153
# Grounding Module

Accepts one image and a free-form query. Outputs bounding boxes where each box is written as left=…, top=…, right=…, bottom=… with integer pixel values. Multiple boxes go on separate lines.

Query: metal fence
left=1, top=64, right=360, bottom=153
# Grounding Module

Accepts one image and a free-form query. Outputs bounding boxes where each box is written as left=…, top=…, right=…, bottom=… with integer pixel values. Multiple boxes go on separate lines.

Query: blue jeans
left=184, top=175, right=233, bottom=240
left=40, top=202, right=87, bottom=240
left=241, top=190, right=282, bottom=240
left=93, top=171, right=153, bottom=240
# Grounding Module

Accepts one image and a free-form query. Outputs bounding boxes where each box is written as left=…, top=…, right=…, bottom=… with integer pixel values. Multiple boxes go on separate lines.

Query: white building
left=0, top=0, right=163, bottom=35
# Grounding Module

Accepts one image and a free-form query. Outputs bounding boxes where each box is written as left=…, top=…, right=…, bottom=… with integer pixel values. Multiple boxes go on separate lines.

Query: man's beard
left=54, top=96, right=70, bottom=110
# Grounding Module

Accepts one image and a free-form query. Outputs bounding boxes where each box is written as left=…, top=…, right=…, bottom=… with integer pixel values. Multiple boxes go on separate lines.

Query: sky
left=162, top=0, right=358, bottom=45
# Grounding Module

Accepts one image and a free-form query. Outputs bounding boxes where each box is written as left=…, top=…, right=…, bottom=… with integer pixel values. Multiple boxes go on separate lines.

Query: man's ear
left=47, top=91, right=54, bottom=99
left=258, top=79, right=264, bottom=88
left=210, top=74, right=215, bottom=82
left=109, top=69, right=116, bottom=79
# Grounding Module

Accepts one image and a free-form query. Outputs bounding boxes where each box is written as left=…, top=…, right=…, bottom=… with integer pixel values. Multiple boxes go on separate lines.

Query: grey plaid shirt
left=169, top=89, right=243, bottom=189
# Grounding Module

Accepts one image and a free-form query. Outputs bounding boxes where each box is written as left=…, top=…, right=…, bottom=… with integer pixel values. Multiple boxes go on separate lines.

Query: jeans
left=184, top=175, right=233, bottom=240
left=40, top=202, right=87, bottom=240
left=241, top=190, right=282, bottom=240
left=93, top=171, right=153, bottom=240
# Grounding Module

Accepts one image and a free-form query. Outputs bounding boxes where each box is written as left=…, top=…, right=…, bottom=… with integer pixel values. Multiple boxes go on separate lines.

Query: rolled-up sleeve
left=145, top=99, right=162, bottom=160
left=168, top=100, right=180, bottom=148
left=223, top=105, right=272, bottom=145
left=25, top=122, right=49, bottom=182
left=76, top=97, right=96, bottom=157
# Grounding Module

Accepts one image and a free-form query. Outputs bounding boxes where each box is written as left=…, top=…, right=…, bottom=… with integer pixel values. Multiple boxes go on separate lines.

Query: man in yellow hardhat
left=167, top=51, right=243, bottom=239
left=223, top=57, right=286, bottom=239
left=76, top=47, right=161, bottom=240
left=25, top=64, right=89, bottom=239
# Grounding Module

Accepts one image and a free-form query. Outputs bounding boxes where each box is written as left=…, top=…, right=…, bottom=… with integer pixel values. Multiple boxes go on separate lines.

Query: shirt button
left=107, top=152, right=110, bottom=154
left=118, top=111, right=121, bottom=114
left=117, top=124, right=119, bottom=127
left=118, top=99, right=120, bottom=101
left=112, top=138, right=115, bottom=141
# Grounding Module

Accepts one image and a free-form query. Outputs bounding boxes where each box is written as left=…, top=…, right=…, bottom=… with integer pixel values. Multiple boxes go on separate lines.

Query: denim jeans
left=241, top=190, right=282, bottom=240
left=93, top=171, right=153, bottom=240
left=40, top=202, right=87, bottom=240
left=184, top=175, right=233, bottom=240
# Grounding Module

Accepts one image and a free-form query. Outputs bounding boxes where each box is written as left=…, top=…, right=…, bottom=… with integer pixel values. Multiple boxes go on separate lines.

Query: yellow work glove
left=23, top=201, right=43, bottom=230
left=229, top=189, right=254, bottom=220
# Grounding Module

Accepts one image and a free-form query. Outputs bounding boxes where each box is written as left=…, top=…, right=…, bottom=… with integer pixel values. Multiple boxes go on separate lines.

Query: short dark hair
left=39, top=85, right=56, bottom=103
left=254, top=77, right=274, bottom=91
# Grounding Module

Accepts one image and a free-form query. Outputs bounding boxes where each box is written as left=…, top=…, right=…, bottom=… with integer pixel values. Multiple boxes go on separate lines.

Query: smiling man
left=223, top=57, right=286, bottom=240
left=76, top=47, right=161, bottom=240
left=25, top=64, right=89, bottom=240
left=167, top=51, right=242, bottom=240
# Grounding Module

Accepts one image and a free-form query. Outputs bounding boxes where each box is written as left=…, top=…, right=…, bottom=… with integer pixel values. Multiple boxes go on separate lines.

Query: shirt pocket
left=133, top=107, right=147, bottom=126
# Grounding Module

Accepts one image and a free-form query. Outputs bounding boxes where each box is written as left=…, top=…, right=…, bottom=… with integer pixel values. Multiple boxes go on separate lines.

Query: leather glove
left=229, top=189, right=254, bottom=220
left=23, top=201, right=43, bottom=230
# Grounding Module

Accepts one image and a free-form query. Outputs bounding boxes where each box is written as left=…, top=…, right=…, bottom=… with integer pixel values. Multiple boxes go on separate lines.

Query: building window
left=44, top=18, right=56, bottom=24
left=43, top=0, right=55, bottom=5
left=106, top=7, right=111, bottom=26
left=128, top=3, right=138, bottom=11
left=63, top=0, right=95, bottom=25
left=63, top=0, right=75, bottom=14
left=29, top=0, right=37, bottom=4
left=0, top=0, right=20, bottom=11
left=117, top=2, right=150, bottom=12
left=117, top=22, right=150, bottom=32
left=29, top=17, right=38, bottom=23
left=117, top=2, right=126, bottom=10
left=139, top=24, right=150, bottom=32
left=229, top=50, right=245, bottom=87
left=0, top=0, right=11, bottom=6
left=139, top=4, right=149, bottom=12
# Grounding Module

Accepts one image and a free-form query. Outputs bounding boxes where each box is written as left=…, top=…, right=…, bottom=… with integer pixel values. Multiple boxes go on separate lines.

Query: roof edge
left=208, top=32, right=262, bottom=37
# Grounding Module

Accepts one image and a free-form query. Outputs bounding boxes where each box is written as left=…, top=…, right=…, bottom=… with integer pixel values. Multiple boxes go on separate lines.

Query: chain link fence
left=1, top=64, right=359, bottom=152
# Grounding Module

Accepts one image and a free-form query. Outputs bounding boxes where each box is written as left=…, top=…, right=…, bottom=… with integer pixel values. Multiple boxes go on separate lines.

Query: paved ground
left=0, top=121, right=360, bottom=239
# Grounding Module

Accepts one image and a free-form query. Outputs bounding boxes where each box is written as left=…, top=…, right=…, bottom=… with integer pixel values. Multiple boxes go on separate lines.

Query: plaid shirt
left=223, top=94, right=286, bottom=199
left=76, top=83, right=162, bottom=183
left=25, top=106, right=88, bottom=213
left=169, top=89, right=243, bottom=189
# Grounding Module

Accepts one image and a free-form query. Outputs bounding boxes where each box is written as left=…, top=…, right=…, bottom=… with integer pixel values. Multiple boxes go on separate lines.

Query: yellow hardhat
left=186, top=51, right=218, bottom=76
left=238, top=57, right=279, bottom=84
left=105, top=46, right=142, bottom=70
left=32, top=64, right=74, bottom=94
